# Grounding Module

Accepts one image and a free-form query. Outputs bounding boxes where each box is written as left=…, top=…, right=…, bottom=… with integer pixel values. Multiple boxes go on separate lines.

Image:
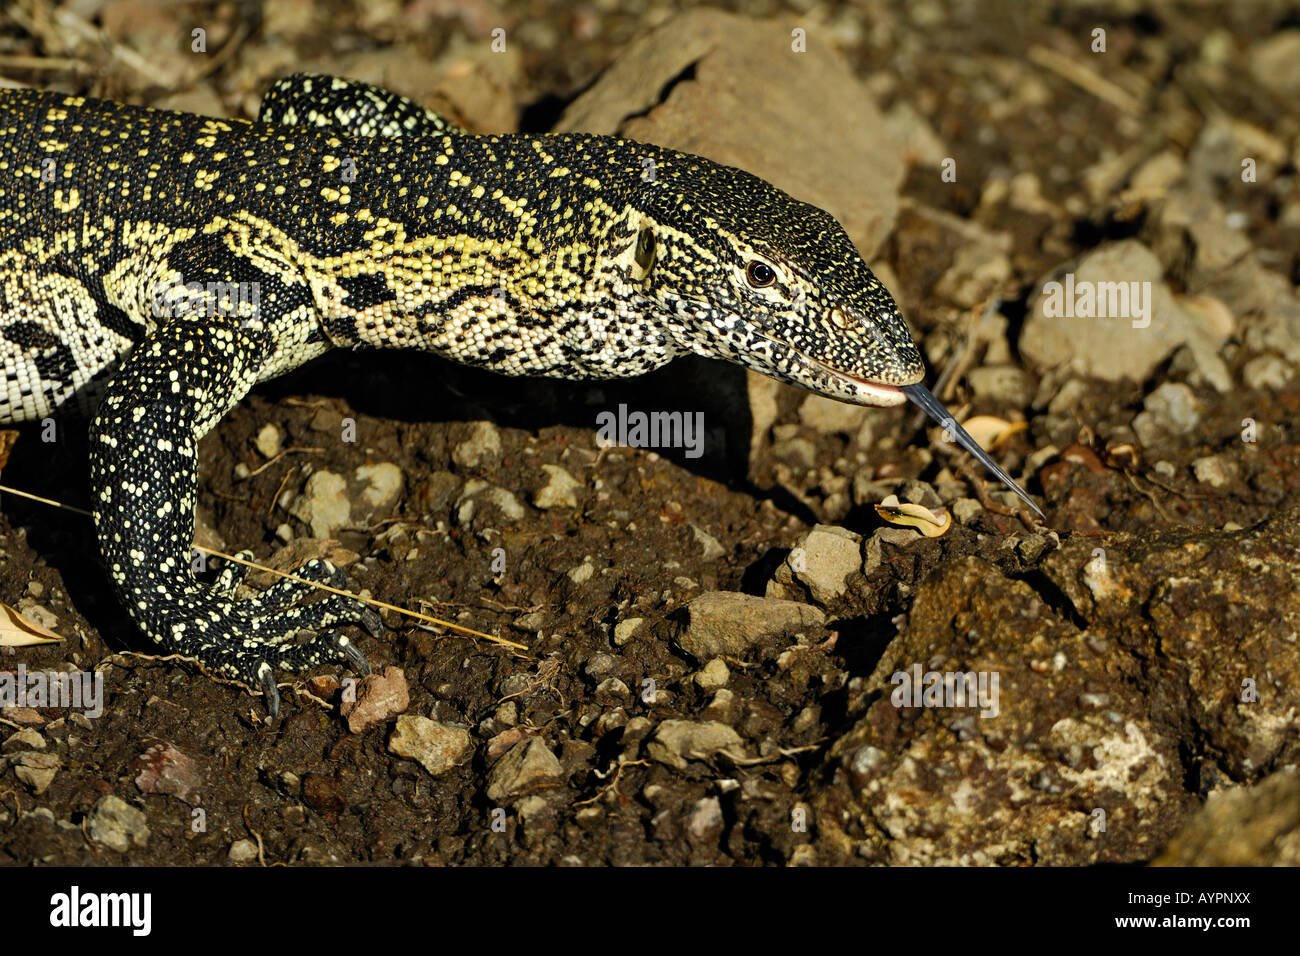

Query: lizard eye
left=745, top=261, right=777, bottom=288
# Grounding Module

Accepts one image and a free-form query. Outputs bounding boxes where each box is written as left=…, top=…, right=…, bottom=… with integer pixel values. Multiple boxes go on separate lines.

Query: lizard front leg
left=90, top=296, right=378, bottom=717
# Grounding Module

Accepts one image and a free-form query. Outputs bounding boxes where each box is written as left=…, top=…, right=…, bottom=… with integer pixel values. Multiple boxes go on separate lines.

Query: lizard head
left=605, top=156, right=924, bottom=408
left=600, top=150, right=1044, bottom=519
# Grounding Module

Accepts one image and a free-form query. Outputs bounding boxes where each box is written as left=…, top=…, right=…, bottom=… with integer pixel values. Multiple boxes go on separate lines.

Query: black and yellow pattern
left=0, top=73, right=1036, bottom=714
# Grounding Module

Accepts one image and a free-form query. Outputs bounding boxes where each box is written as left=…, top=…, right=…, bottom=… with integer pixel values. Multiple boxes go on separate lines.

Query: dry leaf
left=961, top=415, right=1027, bottom=451
left=875, top=494, right=952, bottom=538
left=0, top=429, right=18, bottom=476
left=0, top=602, right=64, bottom=646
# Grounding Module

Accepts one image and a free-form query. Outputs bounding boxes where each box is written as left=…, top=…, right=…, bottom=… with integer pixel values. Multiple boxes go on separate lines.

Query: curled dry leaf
left=0, top=429, right=18, bottom=476
left=0, top=602, right=65, bottom=646
left=874, top=494, right=952, bottom=538
left=961, top=415, right=1027, bottom=451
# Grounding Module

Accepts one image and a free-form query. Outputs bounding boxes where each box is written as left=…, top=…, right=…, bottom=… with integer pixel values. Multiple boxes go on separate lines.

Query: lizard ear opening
left=632, top=226, right=656, bottom=280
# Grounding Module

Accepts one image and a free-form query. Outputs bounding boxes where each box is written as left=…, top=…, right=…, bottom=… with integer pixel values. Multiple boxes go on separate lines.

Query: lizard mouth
left=806, top=358, right=910, bottom=406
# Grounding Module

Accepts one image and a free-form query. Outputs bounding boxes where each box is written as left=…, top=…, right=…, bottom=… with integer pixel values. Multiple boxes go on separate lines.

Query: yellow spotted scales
left=0, top=73, right=1040, bottom=715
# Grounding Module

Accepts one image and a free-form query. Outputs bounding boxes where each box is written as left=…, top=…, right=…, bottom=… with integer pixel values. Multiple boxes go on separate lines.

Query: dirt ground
left=2, top=0, right=1299, bottom=867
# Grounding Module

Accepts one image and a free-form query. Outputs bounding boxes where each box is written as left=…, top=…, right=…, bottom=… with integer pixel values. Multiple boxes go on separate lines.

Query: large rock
left=558, top=9, right=902, bottom=260
left=1020, top=240, right=1231, bottom=387
left=1154, top=770, right=1300, bottom=866
left=812, top=507, right=1300, bottom=865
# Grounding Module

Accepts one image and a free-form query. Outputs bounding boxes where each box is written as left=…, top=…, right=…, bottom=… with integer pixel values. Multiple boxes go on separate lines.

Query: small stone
left=966, top=364, right=1030, bottom=406
left=950, top=498, right=984, bottom=525
left=341, top=666, right=410, bottom=733
left=388, top=715, right=471, bottom=776
left=568, top=559, right=595, bottom=584
left=781, top=524, right=862, bottom=605
left=515, top=795, right=552, bottom=825
left=355, top=462, right=404, bottom=513
left=798, top=393, right=867, bottom=434
left=686, top=796, right=725, bottom=842
left=14, top=752, right=60, bottom=794
left=289, top=471, right=351, bottom=538
left=132, top=741, right=204, bottom=805
left=486, top=738, right=563, bottom=801
left=1155, top=768, right=1300, bottom=865
left=1250, top=31, right=1300, bottom=98
left=646, top=719, right=744, bottom=771
left=1242, top=355, right=1294, bottom=391
left=1022, top=240, right=1229, bottom=386
left=1018, top=534, right=1053, bottom=563
left=254, top=422, right=283, bottom=459
left=1132, top=383, right=1202, bottom=446
left=2, top=728, right=45, bottom=752
left=228, top=839, right=259, bottom=863
left=594, top=677, right=631, bottom=704
left=691, top=524, right=726, bottom=561
left=1046, top=378, right=1093, bottom=415
left=674, top=591, right=824, bottom=661
left=87, top=794, right=150, bottom=853
left=877, top=526, right=922, bottom=547
left=613, top=617, right=645, bottom=646
left=934, top=242, right=1012, bottom=310
left=1192, top=455, right=1238, bottom=489
left=533, top=464, right=581, bottom=509
left=452, top=421, right=503, bottom=470
left=789, top=844, right=818, bottom=866
left=694, top=657, right=730, bottom=691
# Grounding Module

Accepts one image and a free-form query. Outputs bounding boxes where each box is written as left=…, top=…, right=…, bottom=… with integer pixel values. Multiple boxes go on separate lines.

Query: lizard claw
left=258, top=663, right=280, bottom=720
left=336, top=635, right=372, bottom=676
left=358, top=606, right=383, bottom=639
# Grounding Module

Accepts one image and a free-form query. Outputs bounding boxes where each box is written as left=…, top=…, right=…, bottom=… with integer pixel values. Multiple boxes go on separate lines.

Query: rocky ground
left=2, top=0, right=1299, bottom=866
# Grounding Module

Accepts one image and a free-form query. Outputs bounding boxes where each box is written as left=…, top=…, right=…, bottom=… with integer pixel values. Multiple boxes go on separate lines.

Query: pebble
left=2, top=728, right=45, bottom=752
left=686, top=796, right=725, bottom=842
left=87, top=794, right=150, bottom=853
left=966, top=364, right=1030, bottom=406
left=1192, top=455, right=1238, bottom=489
left=673, top=591, right=825, bottom=661
left=486, top=738, right=563, bottom=801
left=132, top=741, right=203, bottom=805
left=778, top=524, right=862, bottom=605
left=1241, top=354, right=1294, bottom=390
left=691, top=524, right=726, bottom=561
left=645, top=719, right=744, bottom=771
left=568, top=559, right=595, bottom=584
left=694, top=658, right=730, bottom=691
left=451, top=421, right=503, bottom=470
left=388, top=715, right=471, bottom=776
left=798, top=393, right=868, bottom=434
left=254, top=422, right=283, bottom=459
left=289, top=471, right=351, bottom=538
left=613, top=617, right=645, bottom=646
left=1132, top=383, right=1202, bottom=446
left=1022, top=240, right=1230, bottom=386
left=533, top=464, right=581, bottom=510
left=1249, top=31, right=1300, bottom=97
left=14, top=751, right=60, bottom=794
left=228, top=839, right=259, bottom=863
left=341, top=666, right=410, bottom=733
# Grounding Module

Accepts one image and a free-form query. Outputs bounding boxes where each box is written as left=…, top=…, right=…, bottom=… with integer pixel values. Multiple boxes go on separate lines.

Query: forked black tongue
left=901, top=384, right=1045, bottom=521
